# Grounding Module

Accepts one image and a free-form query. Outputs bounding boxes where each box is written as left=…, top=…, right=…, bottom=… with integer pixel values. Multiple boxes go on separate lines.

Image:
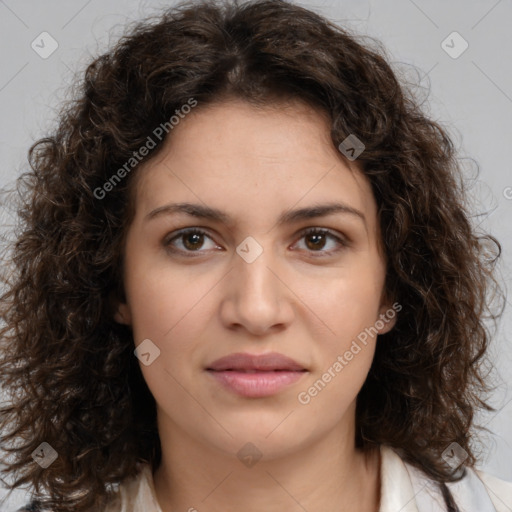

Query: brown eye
left=295, top=228, right=347, bottom=256
left=182, top=231, right=205, bottom=251
left=304, top=231, right=328, bottom=251
left=164, top=228, right=218, bottom=253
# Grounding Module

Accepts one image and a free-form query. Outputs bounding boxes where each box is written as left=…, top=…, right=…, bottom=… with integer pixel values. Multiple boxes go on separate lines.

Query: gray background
left=1, top=0, right=511, bottom=509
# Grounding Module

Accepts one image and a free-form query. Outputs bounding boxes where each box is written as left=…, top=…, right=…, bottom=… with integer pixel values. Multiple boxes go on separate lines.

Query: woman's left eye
left=294, top=227, right=347, bottom=255
left=163, top=227, right=347, bottom=256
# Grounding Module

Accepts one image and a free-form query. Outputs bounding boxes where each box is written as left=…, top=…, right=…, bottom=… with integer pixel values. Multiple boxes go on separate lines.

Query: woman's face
left=115, top=98, right=395, bottom=459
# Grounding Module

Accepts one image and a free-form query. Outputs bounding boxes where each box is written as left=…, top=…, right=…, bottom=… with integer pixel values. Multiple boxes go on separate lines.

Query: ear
left=110, top=289, right=132, bottom=326
left=114, top=302, right=132, bottom=325
left=375, top=300, right=400, bottom=335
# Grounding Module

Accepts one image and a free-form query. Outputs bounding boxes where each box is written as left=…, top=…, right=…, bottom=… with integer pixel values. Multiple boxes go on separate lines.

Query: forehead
left=132, top=99, right=377, bottom=231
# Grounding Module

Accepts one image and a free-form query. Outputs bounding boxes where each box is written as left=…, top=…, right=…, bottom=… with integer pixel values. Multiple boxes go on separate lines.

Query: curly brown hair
left=0, top=0, right=504, bottom=511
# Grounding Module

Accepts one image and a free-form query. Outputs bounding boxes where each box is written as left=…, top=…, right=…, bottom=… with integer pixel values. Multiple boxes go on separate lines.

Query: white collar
left=379, top=445, right=419, bottom=511
left=381, top=444, right=510, bottom=512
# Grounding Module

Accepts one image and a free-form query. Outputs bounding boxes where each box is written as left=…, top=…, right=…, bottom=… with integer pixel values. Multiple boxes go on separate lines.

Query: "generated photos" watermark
left=297, top=302, right=402, bottom=405
left=93, top=98, right=198, bottom=200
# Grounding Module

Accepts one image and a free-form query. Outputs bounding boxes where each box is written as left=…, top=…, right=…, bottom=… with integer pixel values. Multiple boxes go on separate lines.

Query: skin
left=114, top=98, right=396, bottom=512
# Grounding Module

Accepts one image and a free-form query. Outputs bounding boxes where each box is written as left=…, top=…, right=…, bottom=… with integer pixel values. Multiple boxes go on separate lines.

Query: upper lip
left=206, top=352, right=307, bottom=371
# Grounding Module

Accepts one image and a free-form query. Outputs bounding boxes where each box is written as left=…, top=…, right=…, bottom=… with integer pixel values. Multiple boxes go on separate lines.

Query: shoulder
left=16, top=505, right=42, bottom=512
left=16, top=465, right=162, bottom=512
left=474, top=468, right=512, bottom=512
left=380, top=445, right=512, bottom=512
left=103, top=464, right=162, bottom=512
left=438, top=466, right=511, bottom=512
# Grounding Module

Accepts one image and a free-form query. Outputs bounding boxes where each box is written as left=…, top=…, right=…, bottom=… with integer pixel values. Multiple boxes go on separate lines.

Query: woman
left=1, top=1, right=510, bottom=511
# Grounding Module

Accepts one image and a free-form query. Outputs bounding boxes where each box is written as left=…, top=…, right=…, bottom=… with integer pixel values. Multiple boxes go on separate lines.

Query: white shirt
left=104, top=445, right=512, bottom=511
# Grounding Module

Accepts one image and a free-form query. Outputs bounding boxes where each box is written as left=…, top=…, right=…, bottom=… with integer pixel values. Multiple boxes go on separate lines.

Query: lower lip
left=206, top=370, right=306, bottom=397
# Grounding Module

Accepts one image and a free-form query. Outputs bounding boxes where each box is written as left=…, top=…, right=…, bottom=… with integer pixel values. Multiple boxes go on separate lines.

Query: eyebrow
left=145, top=201, right=366, bottom=229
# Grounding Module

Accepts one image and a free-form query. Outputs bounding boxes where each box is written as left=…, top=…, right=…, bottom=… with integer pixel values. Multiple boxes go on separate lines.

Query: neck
left=153, top=417, right=381, bottom=512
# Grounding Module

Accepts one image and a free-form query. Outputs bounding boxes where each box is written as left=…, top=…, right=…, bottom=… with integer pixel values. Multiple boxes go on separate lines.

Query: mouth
left=206, top=369, right=307, bottom=375
left=206, top=369, right=307, bottom=397
left=205, top=352, right=308, bottom=397
left=206, top=351, right=307, bottom=372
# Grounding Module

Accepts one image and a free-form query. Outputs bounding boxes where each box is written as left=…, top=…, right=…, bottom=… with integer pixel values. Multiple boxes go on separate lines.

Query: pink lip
left=206, top=352, right=306, bottom=372
left=206, top=352, right=308, bottom=397
left=207, top=370, right=306, bottom=397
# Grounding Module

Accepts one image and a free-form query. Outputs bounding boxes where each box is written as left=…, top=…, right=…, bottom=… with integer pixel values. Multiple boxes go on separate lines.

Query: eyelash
left=163, top=227, right=348, bottom=257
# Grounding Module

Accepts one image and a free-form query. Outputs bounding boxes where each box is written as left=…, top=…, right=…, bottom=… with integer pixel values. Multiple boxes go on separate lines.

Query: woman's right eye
left=163, top=228, right=220, bottom=254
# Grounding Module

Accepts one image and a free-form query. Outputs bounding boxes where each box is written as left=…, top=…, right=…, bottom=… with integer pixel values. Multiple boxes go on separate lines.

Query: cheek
left=295, top=278, right=380, bottom=418
left=125, top=261, right=215, bottom=409
left=123, top=238, right=215, bottom=341
left=293, top=258, right=384, bottom=401
left=299, top=257, right=385, bottom=343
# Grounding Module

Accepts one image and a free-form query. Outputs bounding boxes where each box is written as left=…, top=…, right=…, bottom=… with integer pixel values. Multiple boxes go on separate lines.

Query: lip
left=206, top=352, right=306, bottom=372
left=206, top=352, right=308, bottom=398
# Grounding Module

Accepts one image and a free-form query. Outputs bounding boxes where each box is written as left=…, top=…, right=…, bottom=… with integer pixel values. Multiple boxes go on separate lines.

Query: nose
left=219, top=242, right=295, bottom=336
